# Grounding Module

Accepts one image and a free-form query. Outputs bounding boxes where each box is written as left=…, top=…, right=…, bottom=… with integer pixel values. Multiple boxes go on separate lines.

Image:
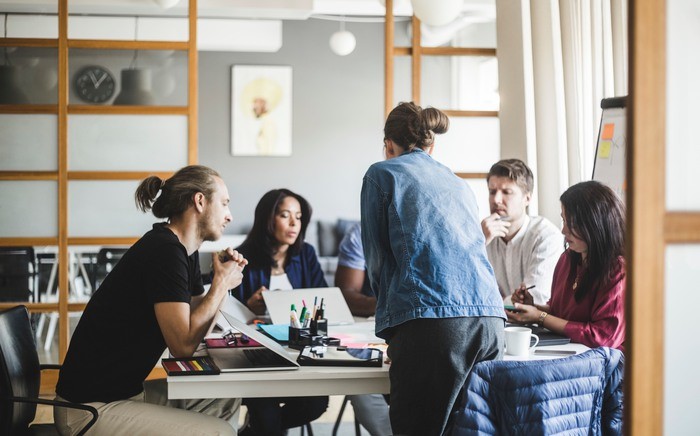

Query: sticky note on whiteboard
left=602, top=123, right=615, bottom=140
left=598, top=141, right=612, bottom=159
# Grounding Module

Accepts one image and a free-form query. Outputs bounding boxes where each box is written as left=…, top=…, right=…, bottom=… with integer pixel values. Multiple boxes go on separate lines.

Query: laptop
left=214, top=295, right=258, bottom=329
left=208, top=311, right=299, bottom=372
left=262, top=287, right=355, bottom=326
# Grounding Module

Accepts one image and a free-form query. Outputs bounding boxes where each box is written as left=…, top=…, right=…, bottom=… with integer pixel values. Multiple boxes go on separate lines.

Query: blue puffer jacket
left=449, top=347, right=624, bottom=435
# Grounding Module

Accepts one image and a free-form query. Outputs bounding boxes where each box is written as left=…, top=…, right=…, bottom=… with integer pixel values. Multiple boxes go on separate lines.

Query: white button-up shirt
left=486, top=215, right=563, bottom=305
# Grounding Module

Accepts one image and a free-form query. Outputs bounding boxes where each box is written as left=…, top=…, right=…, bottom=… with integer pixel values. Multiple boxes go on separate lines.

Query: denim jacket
left=361, top=148, right=506, bottom=338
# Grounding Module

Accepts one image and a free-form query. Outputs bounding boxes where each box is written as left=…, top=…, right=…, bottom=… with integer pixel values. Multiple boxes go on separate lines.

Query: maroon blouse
left=548, top=250, right=626, bottom=350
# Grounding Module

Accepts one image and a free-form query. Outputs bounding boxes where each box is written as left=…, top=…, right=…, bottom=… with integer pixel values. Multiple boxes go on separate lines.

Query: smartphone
left=504, top=305, right=521, bottom=312
left=534, top=349, right=577, bottom=356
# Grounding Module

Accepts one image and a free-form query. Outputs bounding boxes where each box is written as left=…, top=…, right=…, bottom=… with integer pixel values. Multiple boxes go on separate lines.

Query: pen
left=317, top=298, right=325, bottom=320
left=525, top=284, right=536, bottom=290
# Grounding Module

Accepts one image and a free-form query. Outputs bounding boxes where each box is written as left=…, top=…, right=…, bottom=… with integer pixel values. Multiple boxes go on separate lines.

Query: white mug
left=504, top=326, right=539, bottom=357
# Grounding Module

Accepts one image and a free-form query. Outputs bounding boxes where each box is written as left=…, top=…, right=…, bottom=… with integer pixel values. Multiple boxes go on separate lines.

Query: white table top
left=167, top=322, right=589, bottom=400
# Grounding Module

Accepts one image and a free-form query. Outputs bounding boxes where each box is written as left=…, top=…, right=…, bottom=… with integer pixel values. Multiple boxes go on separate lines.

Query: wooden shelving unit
left=0, top=0, right=198, bottom=361
left=383, top=0, right=498, bottom=181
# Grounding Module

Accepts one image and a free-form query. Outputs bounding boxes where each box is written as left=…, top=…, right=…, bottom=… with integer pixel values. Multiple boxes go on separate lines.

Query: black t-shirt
left=56, top=224, right=204, bottom=403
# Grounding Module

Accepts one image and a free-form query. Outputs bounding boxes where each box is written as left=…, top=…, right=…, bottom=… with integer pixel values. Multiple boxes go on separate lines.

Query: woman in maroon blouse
left=508, top=181, right=626, bottom=350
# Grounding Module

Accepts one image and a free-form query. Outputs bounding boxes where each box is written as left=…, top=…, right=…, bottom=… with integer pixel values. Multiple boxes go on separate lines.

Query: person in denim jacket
left=360, top=102, right=506, bottom=436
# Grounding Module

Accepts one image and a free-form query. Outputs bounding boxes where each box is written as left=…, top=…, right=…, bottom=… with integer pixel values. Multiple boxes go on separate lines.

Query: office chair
left=0, top=247, right=37, bottom=303
left=0, top=305, right=98, bottom=436
left=94, top=247, right=127, bottom=289
left=449, top=347, right=624, bottom=435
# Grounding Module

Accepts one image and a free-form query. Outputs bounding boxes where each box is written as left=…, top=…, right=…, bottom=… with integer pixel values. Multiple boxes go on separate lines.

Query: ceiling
left=0, top=0, right=495, bottom=21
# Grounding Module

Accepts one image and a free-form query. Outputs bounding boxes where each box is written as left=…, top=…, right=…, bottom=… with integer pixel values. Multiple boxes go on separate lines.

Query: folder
left=296, top=346, right=383, bottom=367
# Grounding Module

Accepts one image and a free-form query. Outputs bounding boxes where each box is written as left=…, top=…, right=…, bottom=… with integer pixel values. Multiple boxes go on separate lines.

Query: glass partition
left=69, top=48, right=188, bottom=106
left=0, top=115, right=58, bottom=170
left=0, top=181, right=57, bottom=237
left=465, top=179, right=490, bottom=220
left=665, top=245, right=700, bottom=431
left=68, top=180, right=163, bottom=237
left=0, top=47, right=58, bottom=105
left=68, top=114, right=188, bottom=170
left=431, top=117, right=500, bottom=172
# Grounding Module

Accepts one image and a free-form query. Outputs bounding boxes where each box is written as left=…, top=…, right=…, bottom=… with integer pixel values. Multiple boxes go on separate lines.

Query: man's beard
left=197, top=209, right=220, bottom=242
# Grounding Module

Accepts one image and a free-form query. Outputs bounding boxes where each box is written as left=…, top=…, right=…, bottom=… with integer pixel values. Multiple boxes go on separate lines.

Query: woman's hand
left=246, top=286, right=268, bottom=315
left=511, top=283, right=535, bottom=306
left=505, top=303, right=541, bottom=324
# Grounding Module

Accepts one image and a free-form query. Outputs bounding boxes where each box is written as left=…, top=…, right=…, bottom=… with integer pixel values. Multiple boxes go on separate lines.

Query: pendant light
left=113, top=18, right=156, bottom=106
left=0, top=15, right=29, bottom=104
left=329, top=19, right=356, bottom=56
left=410, top=0, right=463, bottom=27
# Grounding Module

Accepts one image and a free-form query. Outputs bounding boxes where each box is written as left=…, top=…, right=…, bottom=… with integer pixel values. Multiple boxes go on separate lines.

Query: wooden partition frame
left=0, top=0, right=199, bottom=361
left=383, top=0, right=498, bottom=182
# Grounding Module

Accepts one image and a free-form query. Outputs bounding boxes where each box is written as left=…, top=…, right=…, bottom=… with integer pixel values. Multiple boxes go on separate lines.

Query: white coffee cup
left=504, top=326, right=539, bottom=357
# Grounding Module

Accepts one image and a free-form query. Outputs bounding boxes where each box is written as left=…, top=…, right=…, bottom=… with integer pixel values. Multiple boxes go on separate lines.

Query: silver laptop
left=214, top=295, right=258, bottom=329
left=209, top=311, right=299, bottom=372
left=262, top=287, right=355, bottom=326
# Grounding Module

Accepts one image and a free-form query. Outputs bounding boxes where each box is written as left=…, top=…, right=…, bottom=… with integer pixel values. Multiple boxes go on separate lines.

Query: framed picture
left=231, top=65, right=292, bottom=156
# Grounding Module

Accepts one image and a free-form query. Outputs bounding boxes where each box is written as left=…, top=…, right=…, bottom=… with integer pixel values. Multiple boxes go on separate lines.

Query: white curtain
left=526, top=0, right=627, bottom=221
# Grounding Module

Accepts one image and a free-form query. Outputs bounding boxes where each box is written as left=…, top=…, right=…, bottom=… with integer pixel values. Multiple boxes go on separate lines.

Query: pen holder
left=310, top=319, right=328, bottom=336
left=288, top=326, right=326, bottom=350
left=289, top=319, right=330, bottom=350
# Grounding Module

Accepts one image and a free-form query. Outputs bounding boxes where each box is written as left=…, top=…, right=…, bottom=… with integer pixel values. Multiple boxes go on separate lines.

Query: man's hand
left=212, top=248, right=247, bottom=291
left=481, top=213, right=511, bottom=245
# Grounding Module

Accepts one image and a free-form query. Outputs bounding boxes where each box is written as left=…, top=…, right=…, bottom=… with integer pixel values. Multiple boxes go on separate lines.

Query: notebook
left=208, top=311, right=299, bottom=372
left=262, top=287, right=355, bottom=326
left=505, top=323, right=572, bottom=346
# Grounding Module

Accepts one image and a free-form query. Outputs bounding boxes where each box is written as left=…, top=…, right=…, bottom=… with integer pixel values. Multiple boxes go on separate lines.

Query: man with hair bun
left=55, top=165, right=247, bottom=435
left=361, top=102, right=505, bottom=436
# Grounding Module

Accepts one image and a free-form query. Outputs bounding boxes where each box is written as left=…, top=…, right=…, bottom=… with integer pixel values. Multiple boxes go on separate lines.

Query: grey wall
left=198, top=20, right=386, bottom=233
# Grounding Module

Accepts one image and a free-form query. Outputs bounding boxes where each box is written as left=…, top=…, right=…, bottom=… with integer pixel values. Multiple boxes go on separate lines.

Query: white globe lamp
left=153, top=0, right=180, bottom=9
left=410, top=0, right=463, bottom=27
left=329, top=24, right=356, bottom=56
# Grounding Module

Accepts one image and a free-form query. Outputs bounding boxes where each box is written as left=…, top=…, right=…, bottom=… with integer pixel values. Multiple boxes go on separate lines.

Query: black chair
left=93, top=248, right=127, bottom=289
left=0, top=305, right=98, bottom=435
left=0, top=247, right=36, bottom=303
left=332, top=396, right=362, bottom=436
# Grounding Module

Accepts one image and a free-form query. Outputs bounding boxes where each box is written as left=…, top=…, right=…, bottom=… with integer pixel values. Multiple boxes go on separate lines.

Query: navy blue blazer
left=231, top=242, right=328, bottom=304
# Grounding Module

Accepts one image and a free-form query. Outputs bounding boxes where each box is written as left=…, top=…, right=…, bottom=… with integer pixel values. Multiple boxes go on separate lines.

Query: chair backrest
left=0, top=305, right=42, bottom=435
left=449, top=347, right=625, bottom=436
left=95, top=248, right=127, bottom=282
left=0, top=247, right=35, bottom=302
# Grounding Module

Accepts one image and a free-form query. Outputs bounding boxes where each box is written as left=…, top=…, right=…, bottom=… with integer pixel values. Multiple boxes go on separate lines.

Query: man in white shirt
left=481, top=159, right=563, bottom=305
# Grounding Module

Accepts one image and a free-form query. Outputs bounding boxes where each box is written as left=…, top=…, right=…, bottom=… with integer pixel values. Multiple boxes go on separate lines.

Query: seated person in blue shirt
left=230, top=188, right=328, bottom=436
left=334, top=222, right=392, bottom=436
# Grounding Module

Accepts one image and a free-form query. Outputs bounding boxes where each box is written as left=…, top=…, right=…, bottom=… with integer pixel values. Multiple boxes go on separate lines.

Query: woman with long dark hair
left=508, top=180, right=626, bottom=349
left=233, top=188, right=326, bottom=314
left=231, top=188, right=328, bottom=436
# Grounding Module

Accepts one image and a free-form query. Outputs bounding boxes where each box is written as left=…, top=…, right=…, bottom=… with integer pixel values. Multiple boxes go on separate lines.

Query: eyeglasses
left=222, top=330, right=250, bottom=346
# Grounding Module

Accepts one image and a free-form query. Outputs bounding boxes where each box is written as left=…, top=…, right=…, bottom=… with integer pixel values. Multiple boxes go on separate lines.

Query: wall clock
left=73, top=65, right=116, bottom=104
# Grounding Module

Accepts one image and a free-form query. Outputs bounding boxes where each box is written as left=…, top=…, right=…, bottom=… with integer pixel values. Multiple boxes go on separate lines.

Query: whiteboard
left=592, top=97, right=627, bottom=203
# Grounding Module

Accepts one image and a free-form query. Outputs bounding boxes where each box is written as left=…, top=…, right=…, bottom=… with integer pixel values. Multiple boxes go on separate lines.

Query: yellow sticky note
left=598, top=141, right=611, bottom=159
left=602, top=123, right=615, bottom=140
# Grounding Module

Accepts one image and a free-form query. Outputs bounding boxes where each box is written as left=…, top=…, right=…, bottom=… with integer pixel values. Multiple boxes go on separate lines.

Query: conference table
left=166, top=321, right=589, bottom=400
